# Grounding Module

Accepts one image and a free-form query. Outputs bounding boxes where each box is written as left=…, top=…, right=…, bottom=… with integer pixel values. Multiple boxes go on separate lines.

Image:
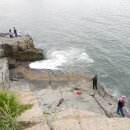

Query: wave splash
left=29, top=47, right=94, bottom=70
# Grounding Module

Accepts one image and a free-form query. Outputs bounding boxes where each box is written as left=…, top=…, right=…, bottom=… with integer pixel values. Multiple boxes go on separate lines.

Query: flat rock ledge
left=0, top=34, right=44, bottom=61
left=9, top=74, right=130, bottom=130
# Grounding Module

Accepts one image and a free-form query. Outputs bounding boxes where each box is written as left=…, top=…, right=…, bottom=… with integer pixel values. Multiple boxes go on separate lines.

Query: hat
left=121, top=95, right=126, bottom=99
left=121, top=95, right=126, bottom=101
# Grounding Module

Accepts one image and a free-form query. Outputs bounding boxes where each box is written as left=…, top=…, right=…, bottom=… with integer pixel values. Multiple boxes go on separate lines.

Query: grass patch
left=0, top=90, right=33, bottom=130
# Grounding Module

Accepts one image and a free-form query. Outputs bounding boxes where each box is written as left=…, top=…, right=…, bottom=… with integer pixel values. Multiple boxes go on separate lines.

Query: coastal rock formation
left=13, top=67, right=130, bottom=118
left=1, top=33, right=129, bottom=130
left=0, top=35, right=44, bottom=61
left=9, top=67, right=130, bottom=130
left=0, top=58, right=9, bottom=88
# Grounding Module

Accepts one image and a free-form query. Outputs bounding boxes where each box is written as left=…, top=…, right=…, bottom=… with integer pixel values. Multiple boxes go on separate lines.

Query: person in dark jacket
left=13, top=27, right=17, bottom=37
left=9, top=29, right=13, bottom=38
left=117, top=95, right=126, bottom=117
left=92, top=75, right=98, bottom=90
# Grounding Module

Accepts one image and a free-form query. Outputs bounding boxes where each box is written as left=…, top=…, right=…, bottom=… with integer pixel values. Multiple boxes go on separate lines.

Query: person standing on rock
left=92, top=75, right=98, bottom=90
left=117, top=95, right=126, bottom=117
left=13, top=27, right=17, bottom=37
left=9, top=29, right=13, bottom=38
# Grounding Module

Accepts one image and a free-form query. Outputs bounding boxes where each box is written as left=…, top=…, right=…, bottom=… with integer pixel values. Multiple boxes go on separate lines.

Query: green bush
left=0, top=90, right=33, bottom=130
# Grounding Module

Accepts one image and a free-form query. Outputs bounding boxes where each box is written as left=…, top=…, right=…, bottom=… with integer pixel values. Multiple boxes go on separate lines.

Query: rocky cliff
left=0, top=35, right=44, bottom=61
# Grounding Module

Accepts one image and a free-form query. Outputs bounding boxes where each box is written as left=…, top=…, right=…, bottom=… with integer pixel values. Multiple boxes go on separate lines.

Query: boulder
left=0, top=35, right=44, bottom=61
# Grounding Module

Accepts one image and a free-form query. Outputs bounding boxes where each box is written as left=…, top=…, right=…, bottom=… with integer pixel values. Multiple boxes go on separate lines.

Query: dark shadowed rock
left=1, top=44, right=13, bottom=57
left=0, top=48, right=4, bottom=57
left=8, top=59, right=17, bottom=69
left=12, top=48, right=43, bottom=61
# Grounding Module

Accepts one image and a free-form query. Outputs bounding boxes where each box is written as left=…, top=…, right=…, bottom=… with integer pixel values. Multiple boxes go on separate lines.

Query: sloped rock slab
left=17, top=91, right=44, bottom=124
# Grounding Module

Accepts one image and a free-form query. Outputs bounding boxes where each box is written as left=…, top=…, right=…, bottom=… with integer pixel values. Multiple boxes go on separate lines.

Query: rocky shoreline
left=0, top=34, right=130, bottom=130
left=0, top=33, right=44, bottom=61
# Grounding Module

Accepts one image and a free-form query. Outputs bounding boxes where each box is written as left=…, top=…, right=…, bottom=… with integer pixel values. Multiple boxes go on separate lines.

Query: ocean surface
left=0, top=0, right=130, bottom=108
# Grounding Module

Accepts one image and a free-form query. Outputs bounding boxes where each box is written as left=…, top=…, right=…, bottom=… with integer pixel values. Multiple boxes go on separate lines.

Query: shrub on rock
left=0, top=90, right=33, bottom=130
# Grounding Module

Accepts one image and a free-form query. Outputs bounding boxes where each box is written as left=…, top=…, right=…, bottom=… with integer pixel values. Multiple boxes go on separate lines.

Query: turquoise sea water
left=0, top=0, right=130, bottom=108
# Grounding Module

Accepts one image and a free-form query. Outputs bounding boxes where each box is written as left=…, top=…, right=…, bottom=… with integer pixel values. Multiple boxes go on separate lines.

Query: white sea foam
left=29, top=47, right=94, bottom=70
left=78, top=52, right=94, bottom=63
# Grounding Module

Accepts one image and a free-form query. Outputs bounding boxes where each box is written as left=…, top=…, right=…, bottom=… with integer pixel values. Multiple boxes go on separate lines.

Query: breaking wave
left=29, top=47, right=94, bottom=70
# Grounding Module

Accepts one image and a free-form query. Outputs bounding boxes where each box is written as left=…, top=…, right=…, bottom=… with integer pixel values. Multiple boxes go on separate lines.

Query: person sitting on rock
left=13, top=27, right=17, bottom=37
left=117, top=95, right=126, bottom=117
left=9, top=29, right=13, bottom=38
left=92, top=75, right=98, bottom=90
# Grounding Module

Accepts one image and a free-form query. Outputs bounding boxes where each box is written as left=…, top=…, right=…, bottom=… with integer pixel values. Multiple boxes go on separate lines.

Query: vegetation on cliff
left=0, top=90, right=33, bottom=130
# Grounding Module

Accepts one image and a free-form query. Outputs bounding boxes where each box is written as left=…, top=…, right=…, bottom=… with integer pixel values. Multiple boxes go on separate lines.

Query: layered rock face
left=0, top=58, right=9, bottom=88
left=0, top=35, right=44, bottom=61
